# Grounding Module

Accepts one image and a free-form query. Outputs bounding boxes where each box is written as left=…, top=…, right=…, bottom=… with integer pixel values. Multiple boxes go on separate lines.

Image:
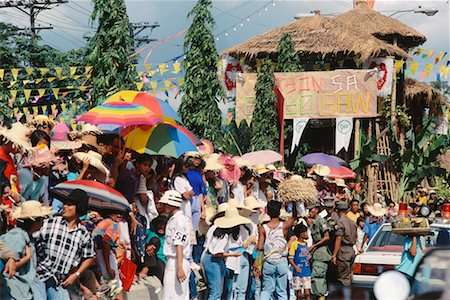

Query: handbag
left=119, top=255, right=137, bottom=291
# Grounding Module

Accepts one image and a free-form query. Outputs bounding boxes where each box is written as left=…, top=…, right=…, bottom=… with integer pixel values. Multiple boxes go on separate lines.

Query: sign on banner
left=335, top=117, right=353, bottom=154
left=362, top=58, right=393, bottom=97
left=291, top=117, right=309, bottom=153
left=235, top=70, right=378, bottom=123
left=222, top=57, right=243, bottom=97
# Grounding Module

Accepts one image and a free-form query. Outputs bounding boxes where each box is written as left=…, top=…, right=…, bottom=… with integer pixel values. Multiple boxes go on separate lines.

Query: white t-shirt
left=173, top=176, right=193, bottom=221
left=226, top=225, right=249, bottom=274
left=204, top=225, right=229, bottom=255
left=164, top=210, right=191, bottom=259
left=246, top=221, right=258, bottom=255
left=231, top=181, right=245, bottom=204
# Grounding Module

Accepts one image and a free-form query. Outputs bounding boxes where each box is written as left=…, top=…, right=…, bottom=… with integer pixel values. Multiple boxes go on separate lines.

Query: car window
left=425, top=228, right=450, bottom=248
left=411, top=249, right=450, bottom=299
left=367, top=225, right=405, bottom=252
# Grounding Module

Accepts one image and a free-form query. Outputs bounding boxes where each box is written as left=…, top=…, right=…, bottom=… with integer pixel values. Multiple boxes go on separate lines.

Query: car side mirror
left=374, top=270, right=410, bottom=300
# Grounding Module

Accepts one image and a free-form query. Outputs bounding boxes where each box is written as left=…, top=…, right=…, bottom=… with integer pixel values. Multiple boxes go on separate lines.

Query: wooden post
left=389, top=52, right=397, bottom=129
left=354, top=119, right=361, bottom=159
left=366, top=119, right=374, bottom=204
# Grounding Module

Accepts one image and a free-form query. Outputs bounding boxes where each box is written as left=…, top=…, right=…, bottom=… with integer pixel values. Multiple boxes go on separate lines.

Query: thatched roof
left=221, top=14, right=411, bottom=62
left=333, top=1, right=426, bottom=48
left=404, top=78, right=448, bottom=107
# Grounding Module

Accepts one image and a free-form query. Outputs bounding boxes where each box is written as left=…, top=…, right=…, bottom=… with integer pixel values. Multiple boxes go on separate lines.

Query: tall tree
left=251, top=58, right=279, bottom=151
left=88, top=0, right=135, bottom=106
left=179, top=0, right=224, bottom=144
left=276, top=33, right=304, bottom=169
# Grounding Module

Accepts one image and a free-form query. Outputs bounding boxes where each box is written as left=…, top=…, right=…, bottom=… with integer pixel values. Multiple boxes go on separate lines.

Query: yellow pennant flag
left=33, top=108, right=38, bottom=117
left=13, top=107, right=19, bottom=115
left=38, top=89, right=46, bottom=97
left=136, top=82, right=144, bottom=91
left=24, top=89, right=32, bottom=101
left=144, top=64, right=152, bottom=72
left=23, top=80, right=30, bottom=86
left=178, top=78, right=184, bottom=86
left=138, top=71, right=143, bottom=77
left=0, top=69, right=4, bottom=80
left=11, top=68, right=19, bottom=80
left=61, top=103, right=66, bottom=111
left=131, top=64, right=137, bottom=72
left=164, top=80, right=172, bottom=89
left=427, top=49, right=435, bottom=58
left=71, top=123, right=77, bottom=131
left=245, top=119, right=251, bottom=127
left=70, top=67, right=77, bottom=77
left=172, top=61, right=181, bottom=74
left=25, top=68, right=34, bottom=75
left=217, top=59, right=223, bottom=72
left=410, top=61, right=419, bottom=75
left=149, top=70, right=158, bottom=77
left=40, top=68, right=49, bottom=76
left=235, top=119, right=242, bottom=128
left=79, top=86, right=87, bottom=92
left=48, top=77, right=56, bottom=83
left=71, top=103, right=77, bottom=111
left=425, top=63, right=433, bottom=77
left=159, top=63, right=168, bottom=75
left=84, top=66, right=92, bottom=74
left=10, top=90, right=18, bottom=99
left=35, top=78, right=44, bottom=84
left=8, top=81, right=17, bottom=88
left=353, top=57, right=361, bottom=67
left=150, top=81, right=158, bottom=90
left=52, top=88, right=60, bottom=99
left=73, top=75, right=81, bottom=80
left=439, top=65, right=448, bottom=78
left=42, top=106, right=47, bottom=114
left=394, top=60, right=404, bottom=73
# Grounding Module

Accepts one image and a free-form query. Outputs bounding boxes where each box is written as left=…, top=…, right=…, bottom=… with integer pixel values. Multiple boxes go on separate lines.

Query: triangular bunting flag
left=42, top=106, right=47, bottom=115
left=164, top=80, right=172, bottom=89
left=410, top=61, right=419, bottom=75
left=11, top=68, right=19, bottom=80
left=40, top=68, right=49, bottom=76
left=235, top=119, right=242, bottom=128
left=52, top=88, right=60, bottom=99
left=35, top=78, right=43, bottom=84
left=13, top=107, right=19, bottom=115
left=149, top=70, right=158, bottom=77
left=435, top=51, right=445, bottom=64
left=394, top=60, right=404, bottom=73
left=136, top=82, right=144, bottom=91
left=73, top=75, right=81, bottom=80
left=25, top=68, right=34, bottom=75
left=150, top=81, right=157, bottom=90
left=178, top=78, right=184, bottom=86
left=79, top=86, right=87, bottom=92
left=10, top=90, right=17, bottom=99
left=48, top=77, right=56, bottom=83
left=60, top=76, right=67, bottom=81
left=245, top=119, right=251, bottom=127
left=70, top=67, right=77, bottom=77
left=427, top=50, right=435, bottom=58
left=61, top=103, right=66, bottom=111
left=85, top=66, right=93, bottom=74
left=71, top=103, right=77, bottom=111
left=413, top=48, right=424, bottom=55
left=144, top=64, right=152, bottom=72
left=172, top=61, right=181, bottom=74
left=24, top=89, right=32, bottom=101
left=0, top=69, right=4, bottom=80
left=159, top=63, right=167, bottom=75
left=131, top=64, right=137, bottom=72
left=38, top=88, right=46, bottom=97
left=420, top=71, right=426, bottom=81
left=425, top=64, right=433, bottom=77
left=23, top=80, right=30, bottom=86
left=8, top=81, right=17, bottom=88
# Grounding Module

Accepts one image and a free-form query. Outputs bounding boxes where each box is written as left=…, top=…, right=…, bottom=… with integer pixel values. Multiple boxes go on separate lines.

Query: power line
left=70, top=0, right=92, bottom=14
left=66, top=3, right=90, bottom=17
left=50, top=28, right=82, bottom=47
left=334, top=0, right=352, bottom=9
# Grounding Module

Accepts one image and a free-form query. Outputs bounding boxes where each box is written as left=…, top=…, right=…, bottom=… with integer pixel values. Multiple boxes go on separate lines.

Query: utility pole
left=130, top=21, right=159, bottom=47
left=0, top=0, right=68, bottom=40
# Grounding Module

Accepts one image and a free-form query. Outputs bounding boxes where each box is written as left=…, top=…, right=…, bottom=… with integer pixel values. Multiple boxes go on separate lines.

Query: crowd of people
left=0, top=116, right=447, bottom=300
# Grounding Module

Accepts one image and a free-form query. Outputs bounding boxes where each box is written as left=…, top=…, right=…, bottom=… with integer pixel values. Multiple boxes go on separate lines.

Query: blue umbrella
left=300, top=152, right=342, bottom=168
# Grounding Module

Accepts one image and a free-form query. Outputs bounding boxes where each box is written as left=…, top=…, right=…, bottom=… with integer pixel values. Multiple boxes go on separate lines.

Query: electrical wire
left=66, top=3, right=91, bottom=17
left=212, top=6, right=271, bottom=28
left=334, top=0, right=352, bottom=9
left=70, top=1, right=93, bottom=14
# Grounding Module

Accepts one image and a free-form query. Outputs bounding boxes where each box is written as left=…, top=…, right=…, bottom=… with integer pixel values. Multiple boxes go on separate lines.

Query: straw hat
left=0, top=123, right=32, bottom=151
left=23, top=146, right=60, bottom=168
left=336, top=178, right=347, bottom=188
left=313, top=165, right=331, bottom=177
left=244, top=196, right=265, bottom=211
left=277, top=166, right=292, bottom=174
left=51, top=123, right=82, bottom=150
left=227, top=198, right=245, bottom=210
left=79, top=123, right=102, bottom=135
left=266, top=164, right=277, bottom=172
left=204, top=157, right=223, bottom=172
left=73, top=150, right=110, bottom=176
left=207, top=203, right=229, bottom=225
left=233, top=157, right=252, bottom=168
left=158, top=190, right=184, bottom=208
left=11, top=200, right=52, bottom=220
left=214, top=206, right=250, bottom=229
left=80, top=134, right=106, bottom=154
left=30, top=115, right=55, bottom=129
left=185, top=151, right=202, bottom=158
left=368, top=203, right=387, bottom=217
left=255, top=164, right=270, bottom=176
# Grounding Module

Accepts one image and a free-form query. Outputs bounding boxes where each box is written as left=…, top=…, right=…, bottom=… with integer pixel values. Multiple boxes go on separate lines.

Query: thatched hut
left=333, top=1, right=426, bottom=49
left=221, top=14, right=410, bottom=64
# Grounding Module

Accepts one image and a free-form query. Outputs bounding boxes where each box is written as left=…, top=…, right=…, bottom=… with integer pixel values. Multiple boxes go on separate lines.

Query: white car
left=352, top=220, right=450, bottom=287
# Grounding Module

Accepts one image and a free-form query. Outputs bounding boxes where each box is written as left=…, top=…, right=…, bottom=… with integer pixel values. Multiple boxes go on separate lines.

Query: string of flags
left=412, top=48, right=449, bottom=64
left=394, top=59, right=450, bottom=80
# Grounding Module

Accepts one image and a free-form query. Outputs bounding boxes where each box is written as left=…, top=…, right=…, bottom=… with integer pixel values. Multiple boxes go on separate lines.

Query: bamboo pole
left=354, top=119, right=361, bottom=159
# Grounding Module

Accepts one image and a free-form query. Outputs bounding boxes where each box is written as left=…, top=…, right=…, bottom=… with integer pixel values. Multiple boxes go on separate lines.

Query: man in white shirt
left=159, top=190, right=191, bottom=300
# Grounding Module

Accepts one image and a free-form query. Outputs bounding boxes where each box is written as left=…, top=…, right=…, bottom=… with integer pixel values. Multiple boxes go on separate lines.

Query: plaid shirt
left=35, top=216, right=95, bottom=283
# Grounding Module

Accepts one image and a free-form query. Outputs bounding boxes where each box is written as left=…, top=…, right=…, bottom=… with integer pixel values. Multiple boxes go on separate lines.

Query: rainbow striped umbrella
left=124, top=123, right=198, bottom=157
left=50, top=180, right=130, bottom=212
left=105, top=91, right=182, bottom=124
left=78, top=101, right=162, bottom=127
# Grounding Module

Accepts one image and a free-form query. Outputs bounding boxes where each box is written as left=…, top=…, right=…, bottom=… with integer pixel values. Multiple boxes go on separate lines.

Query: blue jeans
left=191, top=195, right=201, bottom=231
left=260, top=259, right=289, bottom=300
left=190, top=272, right=198, bottom=298
left=34, top=278, right=70, bottom=300
left=203, top=252, right=226, bottom=300
left=246, top=253, right=256, bottom=300
left=222, top=268, right=234, bottom=300
left=233, top=253, right=250, bottom=300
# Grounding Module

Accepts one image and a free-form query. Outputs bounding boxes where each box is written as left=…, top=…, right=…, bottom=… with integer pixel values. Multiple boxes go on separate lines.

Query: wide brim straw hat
left=23, top=146, right=61, bottom=168
left=11, top=200, right=52, bottom=220
left=233, top=156, right=252, bottom=168
left=29, top=115, right=55, bottom=129
left=78, top=123, right=103, bottom=135
left=204, top=204, right=218, bottom=226
left=51, top=123, right=82, bottom=150
left=277, top=166, right=292, bottom=174
left=278, top=175, right=318, bottom=205
left=313, top=165, right=331, bottom=177
left=0, top=122, right=32, bottom=152
left=208, top=203, right=229, bottom=225
left=336, top=178, right=347, bottom=188
left=244, top=196, right=265, bottom=211
left=73, top=150, right=110, bottom=176
left=266, top=164, right=277, bottom=172
left=227, top=198, right=246, bottom=210
left=255, top=163, right=270, bottom=176
left=204, top=156, right=224, bottom=172
left=368, top=202, right=387, bottom=217
left=214, top=206, right=250, bottom=229
left=80, top=134, right=106, bottom=154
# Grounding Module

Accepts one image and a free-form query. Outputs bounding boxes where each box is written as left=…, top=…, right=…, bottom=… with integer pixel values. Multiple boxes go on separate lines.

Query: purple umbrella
left=300, top=152, right=342, bottom=168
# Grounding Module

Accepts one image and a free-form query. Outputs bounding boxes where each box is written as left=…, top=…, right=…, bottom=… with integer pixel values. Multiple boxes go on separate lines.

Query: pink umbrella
left=328, top=166, right=356, bottom=179
left=241, top=150, right=282, bottom=165
left=218, top=155, right=241, bottom=182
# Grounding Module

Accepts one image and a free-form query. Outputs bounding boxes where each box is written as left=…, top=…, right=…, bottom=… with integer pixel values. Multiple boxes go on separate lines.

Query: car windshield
left=410, top=249, right=450, bottom=299
left=367, top=225, right=450, bottom=252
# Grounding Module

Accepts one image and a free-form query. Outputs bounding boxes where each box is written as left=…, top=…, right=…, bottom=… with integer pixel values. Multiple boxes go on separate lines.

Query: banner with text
left=236, top=70, right=378, bottom=122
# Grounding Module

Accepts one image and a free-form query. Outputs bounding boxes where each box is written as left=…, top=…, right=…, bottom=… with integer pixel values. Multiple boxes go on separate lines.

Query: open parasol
left=300, top=152, right=342, bottom=168
left=241, top=150, right=282, bottom=165
left=78, top=101, right=162, bottom=127
left=50, top=180, right=130, bottom=213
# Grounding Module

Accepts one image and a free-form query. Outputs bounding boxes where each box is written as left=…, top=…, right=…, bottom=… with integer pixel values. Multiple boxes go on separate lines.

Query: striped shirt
left=35, top=216, right=95, bottom=283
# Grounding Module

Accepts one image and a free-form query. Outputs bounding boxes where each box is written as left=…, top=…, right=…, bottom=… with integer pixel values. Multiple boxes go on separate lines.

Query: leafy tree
left=251, top=58, right=279, bottom=151
left=276, top=33, right=304, bottom=168
left=88, top=0, right=135, bottom=106
left=178, top=0, right=224, bottom=144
